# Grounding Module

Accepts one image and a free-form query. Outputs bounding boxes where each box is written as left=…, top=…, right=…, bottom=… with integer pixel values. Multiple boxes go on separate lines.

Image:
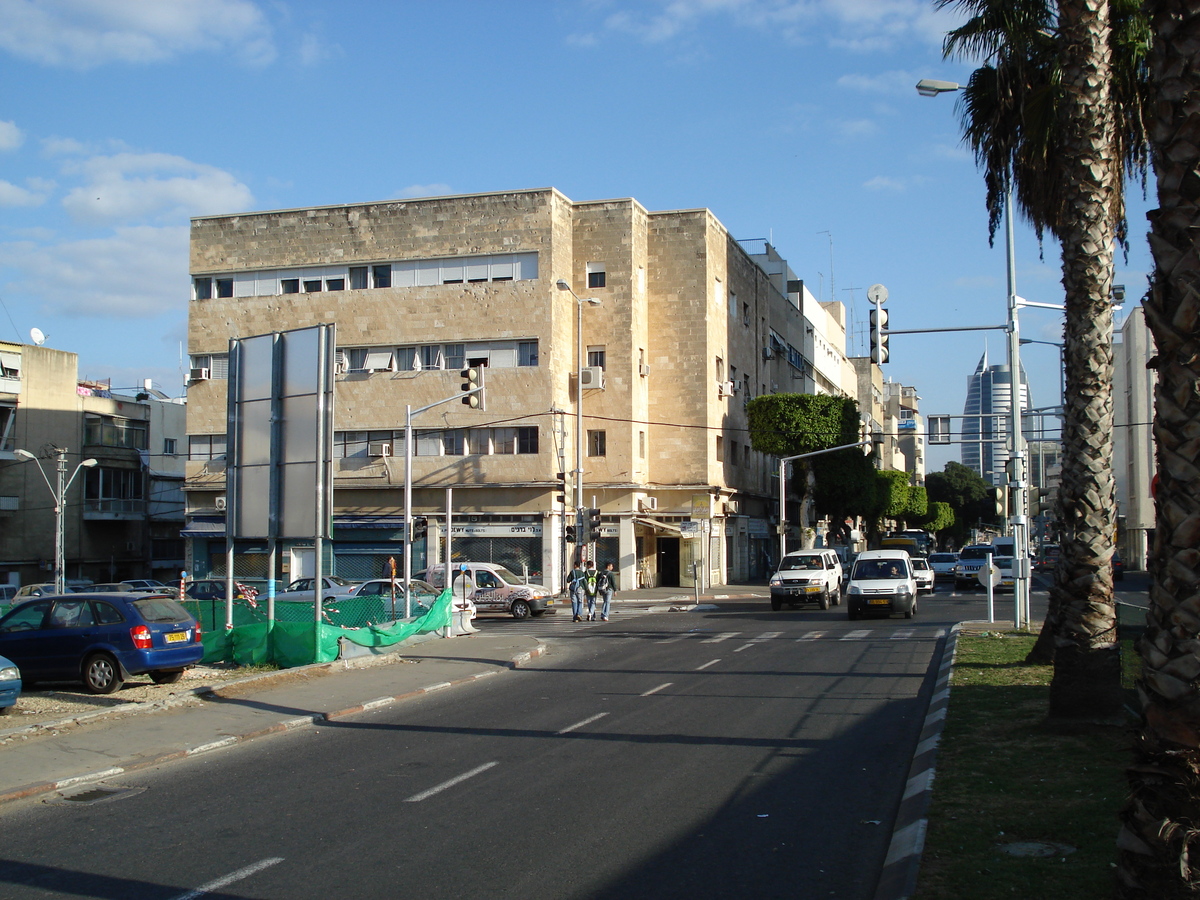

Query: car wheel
left=150, top=670, right=184, bottom=685
left=834, top=583, right=842, bottom=605
left=818, top=590, right=830, bottom=611
left=905, top=603, right=915, bottom=619
left=83, top=653, right=123, bottom=694
left=771, top=597, right=782, bottom=611
left=510, top=599, right=532, bottom=619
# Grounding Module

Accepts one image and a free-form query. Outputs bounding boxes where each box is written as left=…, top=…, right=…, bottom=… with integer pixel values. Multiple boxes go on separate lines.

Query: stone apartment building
left=0, top=343, right=186, bottom=590
left=185, top=188, right=866, bottom=593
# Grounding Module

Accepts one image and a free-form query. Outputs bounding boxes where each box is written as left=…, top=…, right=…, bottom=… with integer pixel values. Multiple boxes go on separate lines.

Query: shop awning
left=181, top=516, right=225, bottom=537
left=633, top=516, right=684, bottom=536
left=333, top=515, right=407, bottom=530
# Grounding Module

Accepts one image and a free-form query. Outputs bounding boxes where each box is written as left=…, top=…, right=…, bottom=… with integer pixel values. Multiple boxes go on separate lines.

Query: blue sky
left=0, top=0, right=1153, bottom=472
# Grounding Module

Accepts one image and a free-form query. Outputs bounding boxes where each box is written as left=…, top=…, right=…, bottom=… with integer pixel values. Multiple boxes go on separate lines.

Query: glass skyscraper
left=962, top=350, right=1032, bottom=486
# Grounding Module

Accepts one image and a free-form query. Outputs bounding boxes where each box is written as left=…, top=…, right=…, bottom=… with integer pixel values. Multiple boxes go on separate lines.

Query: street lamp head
left=14, top=449, right=35, bottom=461
left=583, top=297, right=602, bottom=307
left=916, top=78, right=962, bottom=97
left=81, top=458, right=98, bottom=468
left=555, top=279, right=571, bottom=291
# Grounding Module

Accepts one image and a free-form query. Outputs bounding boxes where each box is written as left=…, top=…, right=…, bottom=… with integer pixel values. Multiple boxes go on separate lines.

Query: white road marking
left=797, top=631, right=826, bottom=641
left=404, top=761, right=499, bottom=802
left=696, top=659, right=722, bottom=670
left=701, top=632, right=740, bottom=643
left=841, top=629, right=872, bottom=641
left=558, top=712, right=610, bottom=734
left=657, top=634, right=688, bottom=643
left=641, top=683, right=673, bottom=696
left=168, top=857, right=284, bottom=900
left=733, top=643, right=755, bottom=653
left=891, top=630, right=916, bottom=640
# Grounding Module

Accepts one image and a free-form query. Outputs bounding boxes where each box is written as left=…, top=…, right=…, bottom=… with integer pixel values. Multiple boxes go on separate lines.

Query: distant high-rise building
left=961, top=350, right=1031, bottom=486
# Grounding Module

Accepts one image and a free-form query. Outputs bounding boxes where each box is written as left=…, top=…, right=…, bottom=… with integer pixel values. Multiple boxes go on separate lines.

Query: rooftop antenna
left=29, top=327, right=46, bottom=346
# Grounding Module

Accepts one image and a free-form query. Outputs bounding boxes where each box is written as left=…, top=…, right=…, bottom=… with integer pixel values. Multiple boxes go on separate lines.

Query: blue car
left=0, top=654, right=19, bottom=715
left=0, top=593, right=204, bottom=694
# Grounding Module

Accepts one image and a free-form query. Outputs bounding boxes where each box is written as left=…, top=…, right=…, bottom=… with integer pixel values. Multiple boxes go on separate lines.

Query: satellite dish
left=29, top=327, right=46, bottom=346
left=866, top=284, right=889, bottom=305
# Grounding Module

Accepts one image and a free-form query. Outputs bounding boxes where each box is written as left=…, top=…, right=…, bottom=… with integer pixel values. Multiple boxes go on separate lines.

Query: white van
left=417, top=562, right=554, bottom=619
left=845, top=549, right=918, bottom=620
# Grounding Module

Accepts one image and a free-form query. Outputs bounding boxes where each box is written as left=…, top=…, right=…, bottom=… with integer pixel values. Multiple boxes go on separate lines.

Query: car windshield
left=912, top=559, right=930, bottom=570
left=779, top=556, right=822, bottom=571
left=327, top=575, right=356, bottom=586
left=958, top=547, right=990, bottom=560
left=853, top=560, right=907, bottom=580
left=131, top=597, right=193, bottom=623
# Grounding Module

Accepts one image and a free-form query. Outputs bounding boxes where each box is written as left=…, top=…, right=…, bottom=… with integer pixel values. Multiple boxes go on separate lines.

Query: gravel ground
left=0, top=663, right=275, bottom=731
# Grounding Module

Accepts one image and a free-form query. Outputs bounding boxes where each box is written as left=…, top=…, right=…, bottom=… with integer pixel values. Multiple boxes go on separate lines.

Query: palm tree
left=936, top=0, right=1149, bottom=718
left=1116, top=5, right=1200, bottom=895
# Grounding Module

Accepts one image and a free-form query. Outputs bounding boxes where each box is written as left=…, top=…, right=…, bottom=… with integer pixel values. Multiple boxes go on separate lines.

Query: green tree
left=1116, top=4, right=1200, bottom=895
left=936, top=0, right=1150, bottom=718
left=916, top=500, right=956, bottom=539
left=926, top=461, right=997, bottom=547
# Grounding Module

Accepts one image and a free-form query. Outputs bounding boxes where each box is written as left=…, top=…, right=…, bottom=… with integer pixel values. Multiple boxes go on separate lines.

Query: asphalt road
left=0, top=576, right=1133, bottom=900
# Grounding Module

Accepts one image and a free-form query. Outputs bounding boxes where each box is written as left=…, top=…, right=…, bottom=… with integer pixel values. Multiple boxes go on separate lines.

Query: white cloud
left=0, top=178, right=48, bottom=207
left=0, top=120, right=23, bottom=151
left=393, top=184, right=454, bottom=200
left=863, top=175, right=906, bottom=191
left=0, top=0, right=275, bottom=69
left=60, top=152, right=254, bottom=224
left=0, top=224, right=189, bottom=317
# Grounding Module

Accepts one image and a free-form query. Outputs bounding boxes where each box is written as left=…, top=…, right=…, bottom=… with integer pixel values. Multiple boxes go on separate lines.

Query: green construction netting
left=190, top=589, right=453, bottom=669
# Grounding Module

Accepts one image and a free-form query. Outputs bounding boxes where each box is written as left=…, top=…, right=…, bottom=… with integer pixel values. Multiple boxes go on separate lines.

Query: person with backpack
left=570, top=560, right=588, bottom=622
left=597, top=561, right=618, bottom=622
left=581, top=561, right=600, bottom=621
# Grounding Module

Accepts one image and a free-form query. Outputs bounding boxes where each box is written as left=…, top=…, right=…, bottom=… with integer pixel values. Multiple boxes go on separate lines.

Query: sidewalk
left=0, top=585, right=759, bottom=807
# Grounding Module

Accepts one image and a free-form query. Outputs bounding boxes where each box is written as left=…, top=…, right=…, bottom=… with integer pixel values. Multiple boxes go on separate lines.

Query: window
left=468, top=429, right=491, bottom=455
left=638, top=430, right=645, bottom=459
left=587, top=263, right=606, bottom=289
left=304, top=280, right=322, bottom=293
left=281, top=278, right=300, bottom=294
left=443, top=430, right=465, bottom=456
left=715, top=357, right=724, bottom=382
left=716, top=435, right=724, bottom=461
left=415, top=430, right=442, bottom=456
left=216, top=278, right=233, bottom=298
left=516, top=427, right=538, bottom=454
left=518, top=341, right=539, bottom=367
left=326, top=278, right=345, bottom=291
left=85, top=415, right=148, bottom=450
left=372, top=265, right=392, bottom=288
left=588, top=430, right=606, bottom=457
left=193, top=277, right=212, bottom=300
left=444, top=344, right=465, bottom=371
left=730, top=442, right=738, bottom=465
left=349, top=266, right=368, bottom=290
left=493, top=428, right=516, bottom=454
left=163, top=438, right=177, bottom=456
left=188, top=434, right=227, bottom=461
left=334, top=430, right=396, bottom=459
left=729, top=289, right=737, bottom=317
left=395, top=346, right=417, bottom=371
left=84, top=466, right=144, bottom=503
left=419, top=345, right=443, bottom=370
left=587, top=346, right=606, bottom=369
left=743, top=302, right=750, bottom=326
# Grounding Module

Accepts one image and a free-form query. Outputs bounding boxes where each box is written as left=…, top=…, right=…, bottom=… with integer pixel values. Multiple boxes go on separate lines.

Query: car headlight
left=897, top=584, right=912, bottom=596
left=847, top=584, right=862, bottom=595
left=769, top=576, right=782, bottom=586
left=0, top=665, right=19, bottom=680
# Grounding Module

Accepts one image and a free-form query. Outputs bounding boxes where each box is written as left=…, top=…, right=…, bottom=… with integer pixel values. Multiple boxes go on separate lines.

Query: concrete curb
left=874, top=623, right=959, bottom=900
left=0, top=641, right=545, bottom=808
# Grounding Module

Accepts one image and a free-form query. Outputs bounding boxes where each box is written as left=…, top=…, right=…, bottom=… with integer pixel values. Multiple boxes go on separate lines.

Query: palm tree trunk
left=1047, top=0, right=1123, bottom=720
left=1117, top=4, right=1200, bottom=895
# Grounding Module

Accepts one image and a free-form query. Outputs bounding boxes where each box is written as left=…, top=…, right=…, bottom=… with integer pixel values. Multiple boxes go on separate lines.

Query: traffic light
left=565, top=524, right=577, bottom=543
left=870, top=307, right=889, bottom=364
left=993, top=486, right=1006, bottom=516
left=587, top=508, right=602, bottom=540
left=556, top=471, right=567, bottom=505
left=411, top=516, right=428, bottom=541
left=460, top=366, right=485, bottom=409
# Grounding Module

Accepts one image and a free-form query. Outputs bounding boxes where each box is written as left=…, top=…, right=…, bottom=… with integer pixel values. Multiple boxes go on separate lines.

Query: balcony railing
left=83, top=499, right=146, bottom=519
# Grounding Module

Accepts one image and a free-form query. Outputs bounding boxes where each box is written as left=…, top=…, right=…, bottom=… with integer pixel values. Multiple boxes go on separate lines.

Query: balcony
left=83, top=498, right=146, bottom=520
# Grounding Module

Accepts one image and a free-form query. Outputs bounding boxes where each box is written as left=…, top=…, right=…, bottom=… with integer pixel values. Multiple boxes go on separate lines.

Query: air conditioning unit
left=189, top=367, right=210, bottom=381
left=718, top=380, right=735, bottom=398
left=762, top=346, right=775, bottom=360
left=723, top=500, right=740, bottom=516
left=214, top=496, right=226, bottom=511
left=580, top=366, right=606, bottom=389
left=639, top=363, right=651, bottom=377
left=638, top=497, right=658, bottom=512
left=368, top=442, right=393, bottom=458
left=730, top=381, right=742, bottom=394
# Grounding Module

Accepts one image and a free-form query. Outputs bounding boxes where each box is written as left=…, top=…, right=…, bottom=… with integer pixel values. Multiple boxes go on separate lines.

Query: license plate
left=868, top=598, right=891, bottom=606
left=804, top=586, right=820, bottom=593
left=165, top=631, right=189, bottom=643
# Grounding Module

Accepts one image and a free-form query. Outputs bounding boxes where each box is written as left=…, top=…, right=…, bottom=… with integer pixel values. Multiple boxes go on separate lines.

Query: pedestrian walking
left=582, top=561, right=600, bottom=621
left=570, top=560, right=587, bottom=621
left=598, top=562, right=618, bottom=621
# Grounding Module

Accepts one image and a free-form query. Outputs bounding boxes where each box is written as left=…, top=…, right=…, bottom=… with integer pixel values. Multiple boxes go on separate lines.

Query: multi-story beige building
left=185, top=189, right=871, bottom=593
left=0, top=343, right=186, bottom=590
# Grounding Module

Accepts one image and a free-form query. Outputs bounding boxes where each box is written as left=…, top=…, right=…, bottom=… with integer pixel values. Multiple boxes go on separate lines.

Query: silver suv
left=769, top=549, right=843, bottom=611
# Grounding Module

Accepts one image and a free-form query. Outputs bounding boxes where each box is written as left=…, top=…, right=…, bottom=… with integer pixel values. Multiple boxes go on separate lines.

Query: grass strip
left=912, top=630, right=1128, bottom=900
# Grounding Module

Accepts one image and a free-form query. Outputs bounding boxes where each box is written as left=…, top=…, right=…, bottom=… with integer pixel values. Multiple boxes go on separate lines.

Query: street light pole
left=777, top=439, right=874, bottom=562
left=15, top=448, right=98, bottom=593
left=556, top=279, right=601, bottom=561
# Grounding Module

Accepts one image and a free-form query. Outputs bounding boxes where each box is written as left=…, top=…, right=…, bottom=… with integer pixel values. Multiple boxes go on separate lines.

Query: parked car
left=845, top=550, right=918, bottom=621
left=417, top=562, right=553, bottom=619
left=88, top=583, right=132, bottom=592
left=928, top=552, right=959, bottom=582
left=953, top=545, right=996, bottom=589
left=768, top=549, right=843, bottom=611
left=121, top=579, right=174, bottom=592
left=351, top=579, right=446, bottom=615
left=0, top=593, right=204, bottom=694
left=0, top=654, right=19, bottom=715
left=0, top=585, right=16, bottom=604
left=183, top=579, right=266, bottom=602
left=13, top=583, right=68, bottom=600
left=910, top=557, right=935, bottom=594
left=274, top=575, right=361, bottom=603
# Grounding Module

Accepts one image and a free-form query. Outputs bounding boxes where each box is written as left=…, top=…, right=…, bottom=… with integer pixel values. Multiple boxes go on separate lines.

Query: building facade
left=961, top=350, right=1032, bottom=486
left=185, top=189, right=875, bottom=594
left=0, top=343, right=186, bottom=589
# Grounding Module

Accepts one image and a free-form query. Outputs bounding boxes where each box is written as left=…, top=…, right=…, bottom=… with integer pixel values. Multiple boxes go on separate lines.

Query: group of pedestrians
left=569, top=560, right=618, bottom=622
